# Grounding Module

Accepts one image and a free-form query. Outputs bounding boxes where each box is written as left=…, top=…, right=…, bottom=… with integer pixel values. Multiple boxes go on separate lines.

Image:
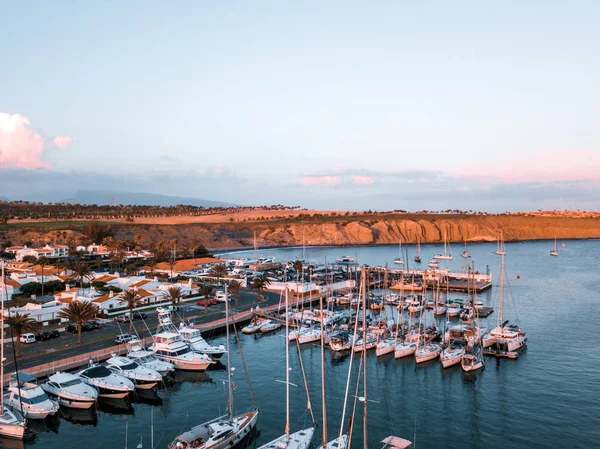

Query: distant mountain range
left=63, top=190, right=237, bottom=208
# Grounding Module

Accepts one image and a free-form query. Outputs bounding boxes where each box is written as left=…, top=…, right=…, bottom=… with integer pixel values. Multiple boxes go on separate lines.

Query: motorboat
left=414, top=343, right=441, bottom=363
left=152, top=332, right=214, bottom=371
left=381, top=435, right=412, bottom=449
left=394, top=341, right=417, bottom=358
left=5, top=373, right=59, bottom=419
left=0, top=406, right=25, bottom=439
left=336, top=256, right=354, bottom=263
left=329, top=331, right=353, bottom=352
left=41, top=372, right=98, bottom=409
left=485, top=323, right=527, bottom=352
left=447, top=303, right=460, bottom=318
left=177, top=324, right=227, bottom=359
left=434, top=305, right=447, bottom=316
left=393, top=258, right=404, bottom=265
left=106, top=355, right=162, bottom=390
left=260, top=321, right=283, bottom=333
left=440, top=345, right=465, bottom=368
left=297, top=328, right=322, bottom=344
left=242, top=318, right=268, bottom=334
left=168, top=412, right=258, bottom=449
left=76, top=363, right=135, bottom=399
left=407, top=298, right=423, bottom=314
left=428, top=260, right=439, bottom=269
left=126, top=339, right=175, bottom=375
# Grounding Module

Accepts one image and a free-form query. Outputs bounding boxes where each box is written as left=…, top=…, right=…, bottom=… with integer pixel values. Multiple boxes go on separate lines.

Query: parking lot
left=3, top=290, right=280, bottom=372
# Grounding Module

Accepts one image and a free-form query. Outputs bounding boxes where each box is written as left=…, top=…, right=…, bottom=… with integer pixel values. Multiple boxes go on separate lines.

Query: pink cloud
left=0, top=113, right=50, bottom=169
left=53, top=136, right=73, bottom=149
left=353, top=175, right=374, bottom=185
left=301, top=176, right=341, bottom=186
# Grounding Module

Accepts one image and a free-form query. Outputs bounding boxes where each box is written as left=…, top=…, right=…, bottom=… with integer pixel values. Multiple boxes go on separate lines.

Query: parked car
left=67, top=323, right=93, bottom=333
left=35, top=330, right=59, bottom=341
left=19, top=333, right=36, bottom=344
left=114, top=334, right=137, bottom=345
left=87, top=320, right=102, bottom=329
left=197, top=299, right=217, bottom=307
left=133, top=312, right=147, bottom=320
left=115, top=315, right=131, bottom=323
left=214, top=291, right=231, bottom=302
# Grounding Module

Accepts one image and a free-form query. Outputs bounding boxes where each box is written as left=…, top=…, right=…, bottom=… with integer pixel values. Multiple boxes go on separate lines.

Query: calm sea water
left=9, top=240, right=600, bottom=449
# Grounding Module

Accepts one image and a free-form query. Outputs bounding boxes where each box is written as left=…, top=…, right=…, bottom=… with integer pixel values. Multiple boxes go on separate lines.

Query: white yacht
left=152, top=332, right=214, bottom=371
left=0, top=261, right=26, bottom=439
left=428, top=260, right=439, bottom=269
left=376, top=337, right=396, bottom=357
left=5, top=373, right=59, bottom=420
left=169, top=412, right=258, bottom=449
left=242, top=318, right=269, bottom=334
left=76, top=363, right=135, bottom=399
left=258, top=428, right=315, bottom=449
left=336, top=256, right=354, bottom=263
left=178, top=324, right=227, bottom=359
left=106, top=355, right=162, bottom=390
left=260, top=321, right=282, bottom=333
left=461, top=344, right=484, bottom=372
left=289, top=327, right=321, bottom=344
left=41, top=372, right=98, bottom=409
left=126, top=339, right=175, bottom=376
left=317, top=435, right=349, bottom=449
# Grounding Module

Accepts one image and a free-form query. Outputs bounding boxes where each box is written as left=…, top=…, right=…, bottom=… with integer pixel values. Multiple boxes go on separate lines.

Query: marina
left=1, top=239, right=599, bottom=448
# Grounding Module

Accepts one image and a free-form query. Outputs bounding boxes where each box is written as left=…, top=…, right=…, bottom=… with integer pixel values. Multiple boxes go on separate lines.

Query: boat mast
left=225, top=283, right=233, bottom=421
left=285, top=288, right=290, bottom=442
left=361, top=268, right=367, bottom=449
left=498, top=253, right=505, bottom=328
left=319, top=288, right=327, bottom=446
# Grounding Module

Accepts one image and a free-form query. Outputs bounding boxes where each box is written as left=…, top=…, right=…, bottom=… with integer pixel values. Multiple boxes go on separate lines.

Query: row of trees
left=0, top=202, right=299, bottom=221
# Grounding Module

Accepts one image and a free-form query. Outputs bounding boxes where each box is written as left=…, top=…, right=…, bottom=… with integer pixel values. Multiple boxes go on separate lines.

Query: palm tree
left=162, top=286, right=182, bottom=317
left=210, top=264, right=228, bottom=286
left=38, top=256, right=50, bottom=299
left=69, top=262, right=94, bottom=290
left=118, top=290, right=144, bottom=331
left=57, top=301, right=99, bottom=344
left=7, top=312, right=39, bottom=357
left=251, top=276, right=271, bottom=301
left=199, top=285, right=213, bottom=315
left=229, top=280, right=242, bottom=304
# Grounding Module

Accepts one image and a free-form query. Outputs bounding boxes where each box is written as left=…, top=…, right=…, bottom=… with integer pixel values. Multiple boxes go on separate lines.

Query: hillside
left=63, top=190, right=238, bottom=208
left=3, top=213, right=600, bottom=251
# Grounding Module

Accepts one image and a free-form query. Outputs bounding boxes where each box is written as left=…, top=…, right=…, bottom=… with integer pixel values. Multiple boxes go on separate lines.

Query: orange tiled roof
left=155, top=258, right=227, bottom=273
left=3, top=279, right=21, bottom=288
left=92, top=294, right=113, bottom=304
left=129, top=279, right=152, bottom=288
left=136, top=288, right=154, bottom=298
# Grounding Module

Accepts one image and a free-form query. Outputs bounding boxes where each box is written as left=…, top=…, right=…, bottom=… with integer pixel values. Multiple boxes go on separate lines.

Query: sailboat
left=0, top=261, right=27, bottom=439
left=414, top=236, right=422, bottom=263
left=393, top=242, right=404, bottom=265
left=460, top=240, right=471, bottom=258
left=168, top=284, right=258, bottom=449
left=482, top=253, right=527, bottom=352
left=256, top=289, right=315, bottom=449
left=432, top=233, right=452, bottom=260
left=494, top=231, right=506, bottom=255
left=461, top=261, right=484, bottom=372
left=550, top=237, right=559, bottom=257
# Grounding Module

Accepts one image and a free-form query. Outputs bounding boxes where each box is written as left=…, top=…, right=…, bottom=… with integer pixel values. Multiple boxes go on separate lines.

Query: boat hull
left=394, top=344, right=417, bottom=359
left=57, top=396, right=96, bottom=409
left=415, top=351, right=440, bottom=364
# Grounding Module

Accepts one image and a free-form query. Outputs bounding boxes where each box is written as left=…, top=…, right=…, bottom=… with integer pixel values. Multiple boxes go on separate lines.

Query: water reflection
left=59, top=406, right=98, bottom=426
left=97, top=397, right=134, bottom=415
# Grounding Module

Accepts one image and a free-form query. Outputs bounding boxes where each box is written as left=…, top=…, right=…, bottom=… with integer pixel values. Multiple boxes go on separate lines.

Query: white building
left=13, top=245, right=69, bottom=261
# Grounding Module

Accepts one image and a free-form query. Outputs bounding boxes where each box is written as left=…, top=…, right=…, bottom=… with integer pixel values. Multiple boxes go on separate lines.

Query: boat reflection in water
left=131, top=389, right=163, bottom=406
left=0, top=437, right=25, bottom=449
left=25, top=415, right=60, bottom=434
left=60, top=407, right=98, bottom=426
left=171, top=370, right=213, bottom=385
left=96, top=397, right=134, bottom=415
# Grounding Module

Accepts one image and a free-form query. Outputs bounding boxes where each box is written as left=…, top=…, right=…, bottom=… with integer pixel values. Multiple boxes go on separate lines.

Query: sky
left=1, top=1, right=599, bottom=211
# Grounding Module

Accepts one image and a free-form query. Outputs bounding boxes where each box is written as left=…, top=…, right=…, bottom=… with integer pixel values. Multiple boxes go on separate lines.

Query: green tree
left=199, top=285, right=213, bottom=315
left=118, top=290, right=144, bottom=331
left=22, top=255, right=37, bottom=264
left=69, top=262, right=94, bottom=290
left=57, top=301, right=99, bottom=344
left=37, top=256, right=50, bottom=299
left=209, top=264, right=228, bottom=285
left=251, top=276, right=271, bottom=301
left=7, top=312, right=40, bottom=357
left=228, top=280, right=242, bottom=304
left=162, top=286, right=182, bottom=317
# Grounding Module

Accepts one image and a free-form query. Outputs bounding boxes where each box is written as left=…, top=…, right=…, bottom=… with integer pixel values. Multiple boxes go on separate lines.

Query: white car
left=214, top=291, right=231, bottom=302
left=20, top=333, right=36, bottom=344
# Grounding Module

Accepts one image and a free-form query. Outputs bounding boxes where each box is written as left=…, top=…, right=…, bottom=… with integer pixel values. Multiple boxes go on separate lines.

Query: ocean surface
left=6, top=240, right=600, bottom=449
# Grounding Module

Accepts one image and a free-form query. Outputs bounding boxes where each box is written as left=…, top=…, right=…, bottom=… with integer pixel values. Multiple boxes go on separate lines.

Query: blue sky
left=1, top=1, right=599, bottom=211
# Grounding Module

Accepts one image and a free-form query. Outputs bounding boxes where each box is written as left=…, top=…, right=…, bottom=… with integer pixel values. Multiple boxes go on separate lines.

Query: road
left=3, top=290, right=285, bottom=372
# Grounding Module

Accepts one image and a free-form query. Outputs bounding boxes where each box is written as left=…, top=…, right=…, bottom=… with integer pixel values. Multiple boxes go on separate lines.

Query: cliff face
left=249, top=215, right=600, bottom=248
left=6, top=215, right=600, bottom=250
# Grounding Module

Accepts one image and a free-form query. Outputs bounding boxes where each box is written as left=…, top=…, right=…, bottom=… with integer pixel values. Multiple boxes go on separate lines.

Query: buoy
left=516, top=275, right=520, bottom=279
